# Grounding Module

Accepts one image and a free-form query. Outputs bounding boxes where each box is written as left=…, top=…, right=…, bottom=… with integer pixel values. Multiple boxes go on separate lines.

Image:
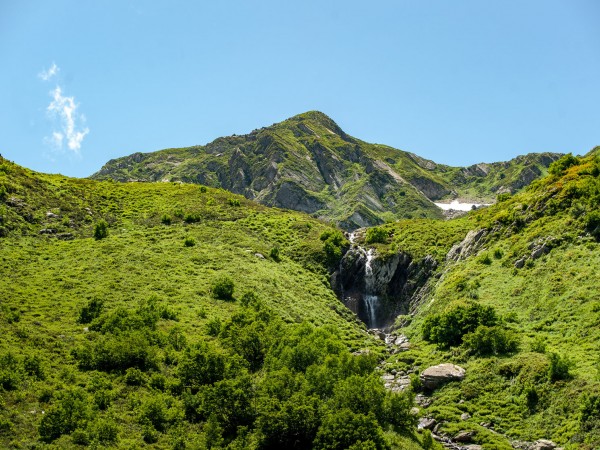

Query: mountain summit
left=92, top=111, right=561, bottom=229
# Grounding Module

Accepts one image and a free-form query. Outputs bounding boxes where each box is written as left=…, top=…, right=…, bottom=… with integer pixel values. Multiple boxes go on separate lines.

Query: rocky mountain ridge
left=91, top=111, right=562, bottom=229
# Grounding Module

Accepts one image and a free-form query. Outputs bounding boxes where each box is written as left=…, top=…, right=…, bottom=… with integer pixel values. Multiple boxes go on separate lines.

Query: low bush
left=78, top=298, right=104, bottom=324
left=184, top=237, right=196, bottom=247
left=211, top=276, right=234, bottom=300
left=462, top=325, right=520, bottom=356
left=94, top=220, right=108, bottom=240
left=365, top=227, right=388, bottom=244
left=269, top=246, right=280, bottom=261
left=313, top=409, right=386, bottom=450
left=549, top=153, right=580, bottom=176
left=422, top=302, right=498, bottom=348
left=320, top=230, right=347, bottom=266
left=547, top=352, right=571, bottom=382
left=39, top=389, right=89, bottom=442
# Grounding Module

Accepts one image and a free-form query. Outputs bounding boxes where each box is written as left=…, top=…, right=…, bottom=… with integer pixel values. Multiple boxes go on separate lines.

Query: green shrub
left=547, top=353, right=571, bottom=382
left=178, top=342, right=227, bottom=391
left=0, top=352, right=22, bottom=390
left=422, top=302, right=498, bottom=348
left=530, top=336, right=547, bottom=353
left=184, top=237, right=196, bottom=247
left=493, top=248, right=503, bottom=259
left=184, top=213, right=201, bottom=223
left=139, top=394, right=169, bottom=432
left=365, top=227, right=388, bottom=244
left=78, top=298, right=104, bottom=324
left=496, top=193, right=512, bottom=202
left=199, top=186, right=207, bottom=193
left=150, top=373, right=167, bottom=391
left=320, top=230, right=346, bottom=266
left=39, top=389, right=89, bottom=442
left=478, top=253, right=492, bottom=265
left=93, top=389, right=112, bottom=410
left=23, top=353, right=45, bottom=379
left=206, top=317, right=222, bottom=336
left=75, top=331, right=157, bottom=372
left=94, top=220, right=108, bottom=240
left=581, top=393, right=600, bottom=432
left=91, top=418, right=119, bottom=444
left=256, top=391, right=320, bottom=449
left=549, top=153, right=580, bottom=176
left=228, top=198, right=241, bottom=207
left=161, top=214, right=172, bottom=225
left=462, top=325, right=520, bottom=356
left=124, top=367, right=146, bottom=386
left=584, top=210, right=600, bottom=239
left=313, top=409, right=386, bottom=450
left=211, top=276, right=234, bottom=300
left=269, top=246, right=280, bottom=261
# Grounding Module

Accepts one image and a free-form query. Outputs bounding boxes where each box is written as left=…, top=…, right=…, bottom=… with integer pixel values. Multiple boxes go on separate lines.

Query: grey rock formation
left=420, top=363, right=466, bottom=390
left=447, top=229, right=488, bottom=262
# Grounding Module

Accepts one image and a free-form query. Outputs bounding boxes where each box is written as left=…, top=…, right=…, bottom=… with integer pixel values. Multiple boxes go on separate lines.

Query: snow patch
left=434, top=200, right=490, bottom=211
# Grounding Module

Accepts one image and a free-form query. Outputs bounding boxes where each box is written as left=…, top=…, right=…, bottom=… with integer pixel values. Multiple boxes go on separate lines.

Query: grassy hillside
left=0, top=156, right=424, bottom=449
left=91, top=111, right=561, bottom=229
left=363, top=150, right=600, bottom=448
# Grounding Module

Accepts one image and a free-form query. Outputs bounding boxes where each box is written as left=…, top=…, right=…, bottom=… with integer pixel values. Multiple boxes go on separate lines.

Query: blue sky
left=1, top=1, right=599, bottom=177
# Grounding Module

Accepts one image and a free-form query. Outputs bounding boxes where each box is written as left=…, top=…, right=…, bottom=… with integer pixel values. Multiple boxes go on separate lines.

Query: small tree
left=212, top=276, right=234, bottom=300
left=94, top=220, right=108, bottom=240
left=365, top=227, right=388, bottom=244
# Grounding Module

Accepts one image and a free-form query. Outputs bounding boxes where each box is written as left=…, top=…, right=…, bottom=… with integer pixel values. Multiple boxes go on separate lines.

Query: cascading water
left=363, top=248, right=379, bottom=329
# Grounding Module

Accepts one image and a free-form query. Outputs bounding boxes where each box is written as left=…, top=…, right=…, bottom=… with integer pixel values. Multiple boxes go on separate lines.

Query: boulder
left=454, top=430, right=475, bottom=442
left=420, top=363, right=466, bottom=390
left=531, top=244, right=550, bottom=259
left=417, top=417, right=436, bottom=430
left=461, top=412, right=471, bottom=421
left=532, top=440, right=556, bottom=450
left=514, top=257, right=526, bottom=268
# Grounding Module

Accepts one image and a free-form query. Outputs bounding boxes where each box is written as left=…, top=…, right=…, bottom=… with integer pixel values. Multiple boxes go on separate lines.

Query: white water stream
left=363, top=248, right=379, bottom=329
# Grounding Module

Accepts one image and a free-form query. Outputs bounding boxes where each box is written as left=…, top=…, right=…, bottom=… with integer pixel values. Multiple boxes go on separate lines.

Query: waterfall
left=363, top=248, right=379, bottom=329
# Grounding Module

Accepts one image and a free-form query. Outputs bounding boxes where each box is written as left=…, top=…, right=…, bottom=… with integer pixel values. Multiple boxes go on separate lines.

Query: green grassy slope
left=367, top=151, right=600, bottom=448
left=0, top=156, right=425, bottom=449
left=91, top=111, right=561, bottom=229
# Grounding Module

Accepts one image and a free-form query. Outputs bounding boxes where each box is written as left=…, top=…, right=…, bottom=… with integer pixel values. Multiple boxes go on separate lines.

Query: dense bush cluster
left=320, top=230, right=347, bottom=266
left=52, top=294, right=416, bottom=447
left=422, top=302, right=498, bottom=348
left=365, top=226, right=389, bottom=244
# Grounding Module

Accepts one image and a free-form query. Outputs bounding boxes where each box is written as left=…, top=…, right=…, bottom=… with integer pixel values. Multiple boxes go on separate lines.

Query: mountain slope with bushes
left=91, top=111, right=561, bottom=229
left=0, top=156, right=423, bottom=449
left=355, top=148, right=600, bottom=448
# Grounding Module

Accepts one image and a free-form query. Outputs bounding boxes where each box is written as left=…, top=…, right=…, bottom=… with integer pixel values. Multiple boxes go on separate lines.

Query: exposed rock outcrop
left=332, top=245, right=437, bottom=328
left=446, top=229, right=488, bottom=262
left=420, top=363, right=466, bottom=390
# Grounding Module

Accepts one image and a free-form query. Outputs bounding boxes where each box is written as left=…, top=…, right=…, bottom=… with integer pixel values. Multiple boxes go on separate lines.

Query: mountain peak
left=282, top=110, right=347, bottom=137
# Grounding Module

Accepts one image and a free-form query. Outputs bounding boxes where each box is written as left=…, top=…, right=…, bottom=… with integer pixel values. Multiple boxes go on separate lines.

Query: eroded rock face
left=446, top=229, right=488, bottom=262
left=332, top=246, right=437, bottom=328
left=420, top=363, right=466, bottom=390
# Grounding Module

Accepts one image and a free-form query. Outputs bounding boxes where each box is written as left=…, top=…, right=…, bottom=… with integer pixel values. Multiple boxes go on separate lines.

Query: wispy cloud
left=45, top=86, right=89, bottom=154
left=38, top=62, right=59, bottom=81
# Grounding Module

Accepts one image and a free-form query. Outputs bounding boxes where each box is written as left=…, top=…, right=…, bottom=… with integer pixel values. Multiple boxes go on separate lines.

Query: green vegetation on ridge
left=91, top=111, right=561, bottom=230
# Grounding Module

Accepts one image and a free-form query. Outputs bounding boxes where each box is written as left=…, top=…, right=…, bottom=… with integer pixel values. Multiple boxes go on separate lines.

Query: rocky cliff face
left=332, top=244, right=437, bottom=328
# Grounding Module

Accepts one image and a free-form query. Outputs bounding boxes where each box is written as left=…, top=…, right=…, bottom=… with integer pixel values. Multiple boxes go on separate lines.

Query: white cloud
left=46, top=86, right=89, bottom=154
left=38, top=63, right=59, bottom=81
